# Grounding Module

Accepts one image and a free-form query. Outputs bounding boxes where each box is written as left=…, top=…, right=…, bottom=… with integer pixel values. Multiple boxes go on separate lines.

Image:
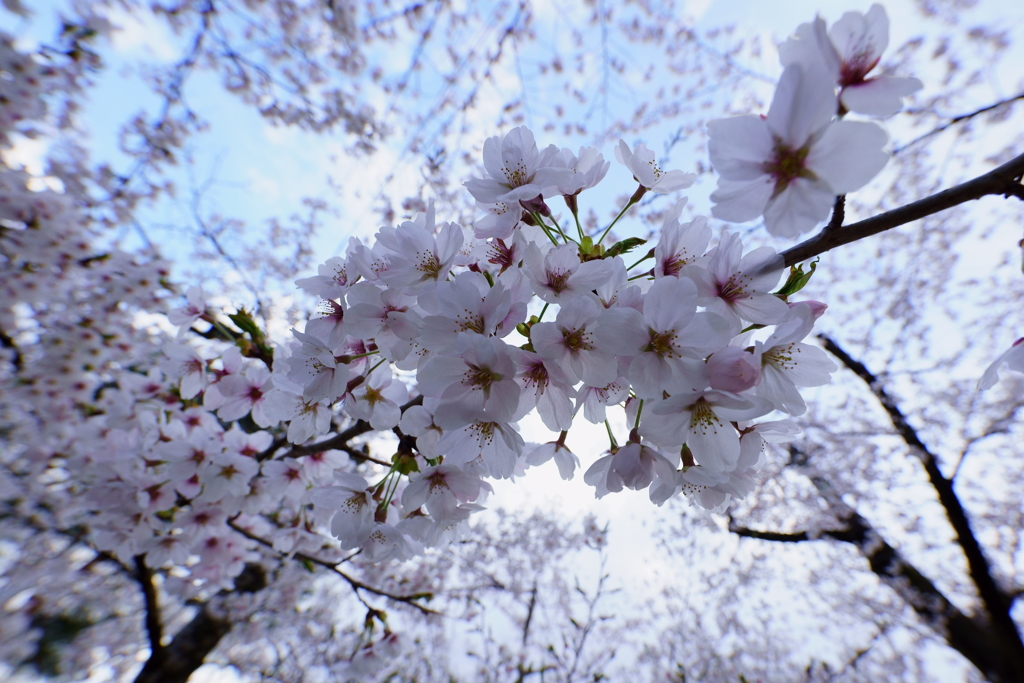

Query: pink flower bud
left=789, top=300, right=827, bottom=319
left=708, top=347, right=762, bottom=393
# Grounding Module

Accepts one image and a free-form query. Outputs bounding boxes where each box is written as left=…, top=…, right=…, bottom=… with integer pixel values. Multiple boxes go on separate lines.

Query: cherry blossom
left=615, top=140, right=696, bottom=194
left=780, top=5, right=923, bottom=117
left=708, top=64, right=889, bottom=237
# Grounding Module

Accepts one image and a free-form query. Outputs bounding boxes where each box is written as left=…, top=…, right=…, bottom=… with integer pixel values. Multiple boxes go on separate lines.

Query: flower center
left=644, top=329, right=678, bottom=358
left=546, top=269, right=571, bottom=294
left=763, top=140, right=813, bottom=194
left=562, top=328, right=593, bottom=353
left=717, top=274, right=752, bottom=303
left=689, top=398, right=723, bottom=435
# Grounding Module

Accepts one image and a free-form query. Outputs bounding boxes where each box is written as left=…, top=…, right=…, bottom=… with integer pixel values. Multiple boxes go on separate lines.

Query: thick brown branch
left=0, top=326, right=23, bottom=371
left=133, top=562, right=265, bottom=683
left=133, top=606, right=230, bottom=683
left=779, top=151, right=1024, bottom=268
left=133, top=556, right=164, bottom=665
left=730, top=454, right=1016, bottom=683
left=226, top=517, right=437, bottom=615
left=819, top=334, right=1024, bottom=679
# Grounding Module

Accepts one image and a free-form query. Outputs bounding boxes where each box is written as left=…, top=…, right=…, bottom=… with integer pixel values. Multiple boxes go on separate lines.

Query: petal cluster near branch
left=707, top=4, right=916, bottom=238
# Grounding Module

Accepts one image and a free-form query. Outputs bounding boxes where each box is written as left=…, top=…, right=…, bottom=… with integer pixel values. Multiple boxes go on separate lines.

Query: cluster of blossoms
left=708, top=4, right=920, bottom=237
left=241, top=4, right=924, bottom=557
left=1, top=5, right=938, bottom=676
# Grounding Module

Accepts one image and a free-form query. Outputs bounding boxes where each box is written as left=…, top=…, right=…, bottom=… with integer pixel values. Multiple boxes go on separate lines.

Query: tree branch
left=133, top=562, right=266, bottom=683
left=819, top=334, right=1024, bottom=679
left=895, top=93, right=1024, bottom=156
left=133, top=556, right=164, bottom=665
left=779, top=151, right=1024, bottom=268
left=226, top=517, right=437, bottom=615
left=281, top=395, right=424, bottom=460
left=730, top=448, right=1020, bottom=683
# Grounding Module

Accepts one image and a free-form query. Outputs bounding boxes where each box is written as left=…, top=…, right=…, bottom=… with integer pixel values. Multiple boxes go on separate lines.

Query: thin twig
left=226, top=517, right=437, bottom=615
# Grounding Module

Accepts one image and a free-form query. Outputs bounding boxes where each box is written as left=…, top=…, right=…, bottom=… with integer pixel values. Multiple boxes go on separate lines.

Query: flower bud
left=707, top=347, right=761, bottom=393
left=789, top=300, right=827, bottom=319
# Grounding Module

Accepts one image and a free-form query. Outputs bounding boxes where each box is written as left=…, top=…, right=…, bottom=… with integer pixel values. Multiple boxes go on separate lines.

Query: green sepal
left=605, top=237, right=647, bottom=259
left=774, top=258, right=818, bottom=298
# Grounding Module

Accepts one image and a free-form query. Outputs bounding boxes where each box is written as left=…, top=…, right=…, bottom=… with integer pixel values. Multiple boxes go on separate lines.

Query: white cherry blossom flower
left=417, top=336, right=520, bottom=430
left=344, top=365, right=407, bottom=430
left=401, top=464, right=485, bottom=517
left=161, top=343, right=207, bottom=400
left=213, top=365, right=274, bottom=425
left=654, top=204, right=712, bottom=279
left=436, top=418, right=524, bottom=480
left=375, top=205, right=464, bottom=292
left=532, top=296, right=617, bottom=387
left=754, top=303, right=838, bottom=415
left=780, top=5, right=922, bottom=117
left=584, top=438, right=676, bottom=498
left=464, top=126, right=573, bottom=205
left=575, top=375, right=630, bottom=424
left=523, top=439, right=580, bottom=480
left=598, top=276, right=732, bottom=397
left=552, top=145, right=611, bottom=197
left=399, top=403, right=443, bottom=458
left=615, top=140, right=696, bottom=193
left=685, top=232, right=789, bottom=325
left=512, top=348, right=575, bottom=432
left=286, top=328, right=349, bottom=403
left=295, top=255, right=354, bottom=299
left=523, top=242, right=613, bottom=305
left=309, top=472, right=374, bottom=549
left=708, top=64, right=889, bottom=237
left=167, top=285, right=206, bottom=336
left=642, top=390, right=773, bottom=473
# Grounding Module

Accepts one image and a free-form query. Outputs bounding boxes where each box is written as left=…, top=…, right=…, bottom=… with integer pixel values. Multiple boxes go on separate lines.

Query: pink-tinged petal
left=652, top=169, right=696, bottom=193
left=830, top=5, right=888, bottom=65
left=416, top=356, right=468, bottom=397
left=779, top=17, right=841, bottom=78
left=738, top=246, right=785, bottom=293
left=530, top=322, right=564, bottom=362
left=672, top=312, right=737, bottom=358
left=596, top=306, right=647, bottom=356
left=686, top=412, right=740, bottom=473
left=808, top=120, right=888, bottom=194
left=577, top=351, right=618, bottom=387
left=731, top=292, right=791, bottom=325
left=841, top=77, right=922, bottom=117
left=757, top=365, right=807, bottom=415
left=765, top=65, right=837, bottom=147
left=645, top=276, right=697, bottom=333
left=629, top=353, right=670, bottom=398
left=980, top=340, right=1024, bottom=390
left=536, top=385, right=574, bottom=432
left=763, top=178, right=835, bottom=238
left=707, top=115, right=775, bottom=180
left=711, top=177, right=774, bottom=223
left=488, top=380, right=521, bottom=423
left=571, top=258, right=616, bottom=292
left=778, top=343, right=837, bottom=386
left=481, top=135, right=504, bottom=180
